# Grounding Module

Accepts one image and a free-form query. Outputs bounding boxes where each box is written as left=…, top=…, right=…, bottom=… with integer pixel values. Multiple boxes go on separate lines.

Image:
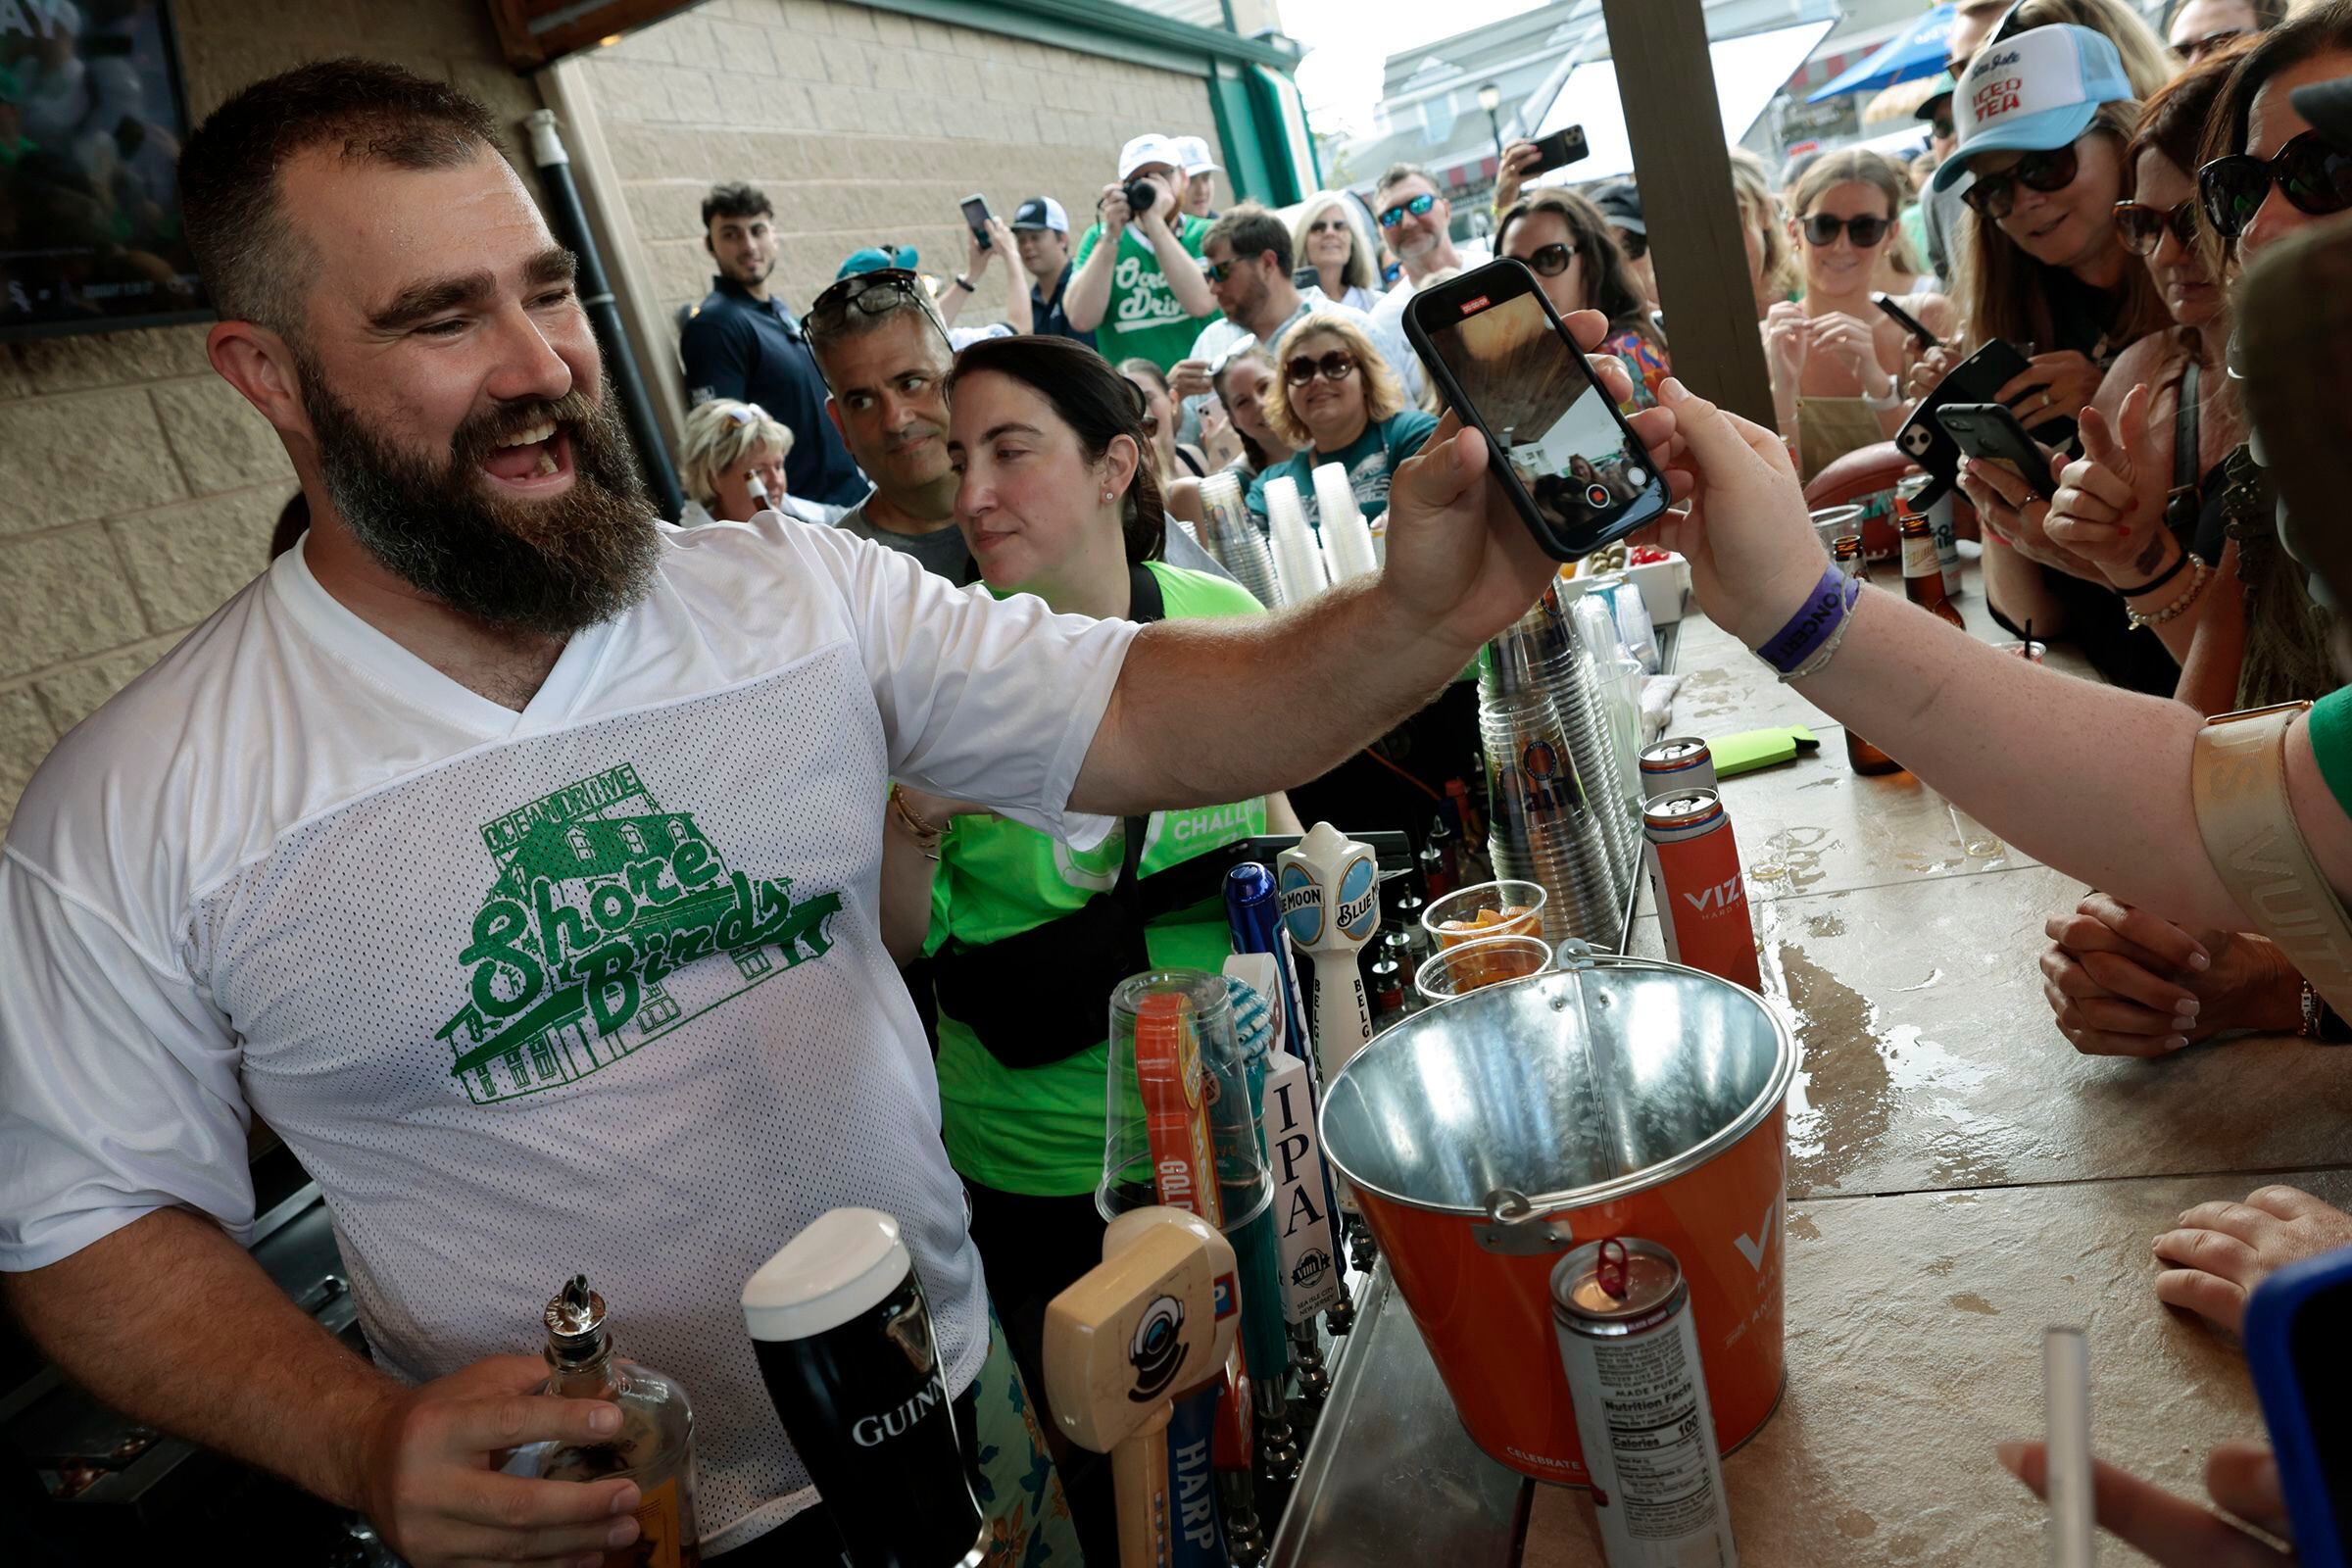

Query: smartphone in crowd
left=1404, top=257, right=1670, bottom=562
left=1525, top=124, right=1590, bottom=179
left=1293, top=265, right=1322, bottom=290
left=960, top=193, right=993, bottom=250
left=1872, top=291, right=1940, bottom=352
left=1894, top=336, right=2034, bottom=485
left=2245, top=1250, right=2352, bottom=1568
left=1935, top=402, right=2059, bottom=502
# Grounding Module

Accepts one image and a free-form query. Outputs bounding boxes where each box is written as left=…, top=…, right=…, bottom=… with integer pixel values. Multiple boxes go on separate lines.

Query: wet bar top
left=1524, top=562, right=2350, bottom=1563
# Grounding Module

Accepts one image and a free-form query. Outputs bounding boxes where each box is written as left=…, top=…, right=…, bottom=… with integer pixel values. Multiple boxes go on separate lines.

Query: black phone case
left=1936, top=403, right=2059, bottom=501
left=1402, top=258, right=1669, bottom=563
left=1895, top=338, right=2034, bottom=486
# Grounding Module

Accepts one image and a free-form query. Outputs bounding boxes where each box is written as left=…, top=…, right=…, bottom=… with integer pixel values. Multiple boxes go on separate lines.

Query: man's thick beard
left=301, top=361, right=661, bottom=640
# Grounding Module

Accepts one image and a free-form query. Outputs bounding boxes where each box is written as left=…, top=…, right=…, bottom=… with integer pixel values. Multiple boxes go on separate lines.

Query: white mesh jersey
left=0, top=514, right=1138, bottom=1553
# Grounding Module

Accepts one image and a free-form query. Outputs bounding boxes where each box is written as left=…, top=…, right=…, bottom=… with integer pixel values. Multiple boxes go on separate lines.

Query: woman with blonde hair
left=674, top=398, right=842, bottom=526
left=1246, top=311, right=1436, bottom=533
left=1292, top=194, right=1381, bottom=312
left=1766, top=147, right=1956, bottom=475
left=1729, top=147, right=1798, bottom=318
left=1495, top=186, right=1671, bottom=410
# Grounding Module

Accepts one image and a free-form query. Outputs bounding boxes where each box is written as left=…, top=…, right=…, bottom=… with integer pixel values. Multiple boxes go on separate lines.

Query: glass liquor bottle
left=508, top=1275, right=702, bottom=1567
left=1832, top=535, right=1901, bottom=776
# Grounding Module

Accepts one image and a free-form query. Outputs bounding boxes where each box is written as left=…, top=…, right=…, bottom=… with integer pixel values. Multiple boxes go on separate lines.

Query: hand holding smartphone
left=959, top=194, right=993, bottom=251
left=1871, top=291, right=1940, bottom=352
left=1525, top=125, right=1590, bottom=179
left=1402, top=257, right=1670, bottom=562
left=1936, top=402, right=2059, bottom=502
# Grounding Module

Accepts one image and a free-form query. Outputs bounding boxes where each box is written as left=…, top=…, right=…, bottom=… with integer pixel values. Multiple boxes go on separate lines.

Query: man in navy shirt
left=1010, top=197, right=1094, bottom=351
left=678, top=183, right=866, bottom=509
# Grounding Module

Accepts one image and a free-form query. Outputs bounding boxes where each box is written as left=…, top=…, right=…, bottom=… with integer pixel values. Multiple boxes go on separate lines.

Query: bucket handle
left=1472, top=1187, right=1578, bottom=1256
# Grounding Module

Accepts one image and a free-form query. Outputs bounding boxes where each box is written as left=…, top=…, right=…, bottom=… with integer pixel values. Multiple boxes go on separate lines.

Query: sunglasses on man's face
left=1961, top=143, right=2081, bottom=220
left=2198, top=129, right=2352, bottom=239
left=1285, top=351, right=1357, bottom=386
left=2113, top=198, right=2198, bottom=257
left=1377, top=191, right=1438, bottom=228
left=1514, top=241, right=1579, bottom=277
left=1931, top=115, right=1955, bottom=141
left=1203, top=258, right=1238, bottom=283
left=1800, top=212, right=1891, bottom=247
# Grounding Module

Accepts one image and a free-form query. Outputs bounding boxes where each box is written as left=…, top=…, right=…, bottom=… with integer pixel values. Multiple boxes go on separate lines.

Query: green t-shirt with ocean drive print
left=1071, top=214, right=1220, bottom=374
left=929, top=563, right=1266, bottom=1196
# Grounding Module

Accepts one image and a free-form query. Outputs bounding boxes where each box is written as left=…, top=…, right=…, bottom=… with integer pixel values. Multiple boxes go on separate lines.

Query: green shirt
left=2309, top=688, right=2352, bottom=817
left=1072, top=216, right=1221, bottom=373
left=930, top=563, right=1268, bottom=1195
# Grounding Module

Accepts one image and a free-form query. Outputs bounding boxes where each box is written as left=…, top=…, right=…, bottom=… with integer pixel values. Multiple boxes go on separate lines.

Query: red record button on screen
left=1586, top=483, right=1610, bottom=509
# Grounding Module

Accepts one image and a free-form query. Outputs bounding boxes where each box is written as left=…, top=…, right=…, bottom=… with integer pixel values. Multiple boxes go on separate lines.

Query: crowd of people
left=10, top=1, right=2352, bottom=1563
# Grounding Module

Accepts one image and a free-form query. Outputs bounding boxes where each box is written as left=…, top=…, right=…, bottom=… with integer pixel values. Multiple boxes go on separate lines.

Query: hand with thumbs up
left=2046, top=383, right=2182, bottom=586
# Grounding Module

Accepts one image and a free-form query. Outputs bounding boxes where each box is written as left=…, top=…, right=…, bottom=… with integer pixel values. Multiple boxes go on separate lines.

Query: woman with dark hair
left=896, top=333, right=1299, bottom=1550
left=1494, top=187, right=1671, bottom=410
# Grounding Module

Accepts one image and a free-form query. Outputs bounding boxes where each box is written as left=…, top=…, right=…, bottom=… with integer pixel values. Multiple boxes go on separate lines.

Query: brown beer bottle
left=1833, top=535, right=1901, bottom=776
left=1899, top=507, right=1966, bottom=629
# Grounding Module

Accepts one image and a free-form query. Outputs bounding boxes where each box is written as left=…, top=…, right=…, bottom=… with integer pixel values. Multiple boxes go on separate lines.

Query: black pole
left=523, top=110, right=685, bottom=522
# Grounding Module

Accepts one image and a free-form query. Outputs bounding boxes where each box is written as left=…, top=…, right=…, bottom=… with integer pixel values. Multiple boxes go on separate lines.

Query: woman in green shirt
left=893, top=334, right=1298, bottom=1542
left=1246, top=311, right=1439, bottom=536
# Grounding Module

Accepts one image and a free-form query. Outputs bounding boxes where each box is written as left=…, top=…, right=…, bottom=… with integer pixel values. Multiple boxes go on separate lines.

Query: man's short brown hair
left=1375, top=163, right=1437, bottom=200
left=1203, top=204, right=1292, bottom=274
left=177, top=59, right=505, bottom=336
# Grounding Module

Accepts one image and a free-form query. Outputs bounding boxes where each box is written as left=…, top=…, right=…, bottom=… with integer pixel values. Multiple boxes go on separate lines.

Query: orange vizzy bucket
left=1319, top=954, right=1795, bottom=1484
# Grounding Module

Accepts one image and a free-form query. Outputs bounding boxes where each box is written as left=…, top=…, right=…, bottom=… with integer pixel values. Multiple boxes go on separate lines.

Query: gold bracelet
left=887, top=783, right=945, bottom=859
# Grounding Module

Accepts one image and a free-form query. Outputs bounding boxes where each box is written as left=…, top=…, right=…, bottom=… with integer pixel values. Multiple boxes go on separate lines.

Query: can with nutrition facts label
left=1643, top=790, right=1762, bottom=991
left=1552, top=1238, right=1739, bottom=1568
left=1639, top=737, right=1716, bottom=801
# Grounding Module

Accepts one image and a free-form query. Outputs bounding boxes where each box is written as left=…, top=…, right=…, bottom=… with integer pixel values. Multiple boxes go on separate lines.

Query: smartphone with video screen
left=1527, top=125, right=1590, bottom=178
left=1935, top=402, right=2058, bottom=502
left=2245, top=1250, right=2352, bottom=1568
left=1895, top=336, right=2034, bottom=486
left=960, top=193, right=993, bottom=250
left=1404, top=257, right=1670, bottom=562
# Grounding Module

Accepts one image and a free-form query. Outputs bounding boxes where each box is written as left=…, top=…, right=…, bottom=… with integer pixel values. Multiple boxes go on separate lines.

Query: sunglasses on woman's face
left=1285, top=351, right=1358, bottom=386
left=2198, top=130, right=2352, bottom=239
left=1308, top=219, right=1351, bottom=235
left=2112, top=198, right=2197, bottom=256
left=1799, top=212, right=1890, bottom=247
left=1960, top=143, right=2081, bottom=220
left=1514, top=241, right=1578, bottom=277
left=1377, top=191, right=1438, bottom=228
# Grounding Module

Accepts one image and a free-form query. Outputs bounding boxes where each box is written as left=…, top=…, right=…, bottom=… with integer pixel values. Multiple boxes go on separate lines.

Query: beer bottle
left=507, top=1276, right=702, bottom=1566
left=1833, top=536, right=1901, bottom=777
left=1899, top=506, right=1966, bottom=630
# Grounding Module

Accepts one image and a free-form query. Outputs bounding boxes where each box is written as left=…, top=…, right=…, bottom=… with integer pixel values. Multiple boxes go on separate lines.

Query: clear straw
left=2043, top=1325, right=2095, bottom=1568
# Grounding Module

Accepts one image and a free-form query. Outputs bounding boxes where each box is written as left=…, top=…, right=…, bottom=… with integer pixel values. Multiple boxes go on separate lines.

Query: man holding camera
left=1064, top=132, right=1220, bottom=373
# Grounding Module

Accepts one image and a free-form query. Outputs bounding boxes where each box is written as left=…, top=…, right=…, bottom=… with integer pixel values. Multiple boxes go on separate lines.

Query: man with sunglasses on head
left=1064, top=131, right=1221, bottom=374
left=807, top=266, right=1229, bottom=587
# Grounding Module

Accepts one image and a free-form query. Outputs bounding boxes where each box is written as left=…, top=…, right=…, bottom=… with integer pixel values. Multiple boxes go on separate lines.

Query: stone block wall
left=584, top=0, right=1233, bottom=344
left=0, top=0, right=541, bottom=825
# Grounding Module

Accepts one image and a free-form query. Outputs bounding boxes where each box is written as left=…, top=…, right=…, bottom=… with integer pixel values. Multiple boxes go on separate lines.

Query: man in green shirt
left=1065, top=132, right=1221, bottom=372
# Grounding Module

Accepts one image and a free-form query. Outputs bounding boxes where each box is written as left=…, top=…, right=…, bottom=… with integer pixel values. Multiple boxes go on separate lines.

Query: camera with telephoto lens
left=1123, top=176, right=1158, bottom=220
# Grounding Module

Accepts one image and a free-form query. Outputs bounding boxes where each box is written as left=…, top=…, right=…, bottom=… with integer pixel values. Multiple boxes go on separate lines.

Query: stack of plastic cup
left=1476, top=589, right=1625, bottom=943
left=1262, top=475, right=1328, bottom=606
left=1566, top=593, right=1645, bottom=898
left=1312, top=462, right=1380, bottom=583
left=1197, top=471, right=1280, bottom=609
left=1098, top=968, right=1271, bottom=1229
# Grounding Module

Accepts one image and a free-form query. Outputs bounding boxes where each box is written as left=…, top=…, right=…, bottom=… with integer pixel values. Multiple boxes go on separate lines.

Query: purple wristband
left=1755, top=565, right=1855, bottom=674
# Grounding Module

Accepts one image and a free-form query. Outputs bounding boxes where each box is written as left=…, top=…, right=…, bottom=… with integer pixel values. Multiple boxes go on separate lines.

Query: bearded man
left=0, top=58, right=1674, bottom=1568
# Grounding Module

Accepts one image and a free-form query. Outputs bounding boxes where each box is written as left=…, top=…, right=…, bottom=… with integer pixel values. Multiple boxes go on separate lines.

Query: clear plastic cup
left=1422, top=879, right=1549, bottom=949
left=1413, top=933, right=1555, bottom=1004
left=1098, top=969, right=1269, bottom=1227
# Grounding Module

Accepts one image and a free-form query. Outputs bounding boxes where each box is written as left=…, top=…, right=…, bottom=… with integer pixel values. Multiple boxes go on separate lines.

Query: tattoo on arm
left=2132, top=528, right=2169, bottom=578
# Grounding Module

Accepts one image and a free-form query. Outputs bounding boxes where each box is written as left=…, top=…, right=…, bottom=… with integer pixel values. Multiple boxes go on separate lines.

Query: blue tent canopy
left=1804, top=4, right=1956, bottom=104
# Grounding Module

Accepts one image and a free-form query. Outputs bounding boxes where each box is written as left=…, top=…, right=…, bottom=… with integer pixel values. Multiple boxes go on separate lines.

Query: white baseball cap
left=1172, top=135, right=1222, bottom=176
left=1931, top=24, right=2132, bottom=193
left=1119, top=133, right=1184, bottom=179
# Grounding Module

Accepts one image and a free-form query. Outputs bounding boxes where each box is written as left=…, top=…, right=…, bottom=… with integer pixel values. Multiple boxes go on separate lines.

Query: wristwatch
left=2299, top=980, right=2352, bottom=1042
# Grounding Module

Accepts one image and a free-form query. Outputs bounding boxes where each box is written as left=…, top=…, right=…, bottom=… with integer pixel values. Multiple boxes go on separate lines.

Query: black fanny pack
left=929, top=564, right=1167, bottom=1073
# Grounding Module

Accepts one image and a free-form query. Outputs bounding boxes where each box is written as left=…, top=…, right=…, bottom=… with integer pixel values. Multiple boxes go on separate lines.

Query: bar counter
left=1277, top=559, right=2346, bottom=1566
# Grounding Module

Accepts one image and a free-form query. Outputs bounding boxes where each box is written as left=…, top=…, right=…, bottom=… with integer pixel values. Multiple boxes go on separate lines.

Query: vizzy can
left=1638, top=738, right=1717, bottom=801
left=1552, top=1238, right=1739, bottom=1568
left=1643, top=790, right=1761, bottom=991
